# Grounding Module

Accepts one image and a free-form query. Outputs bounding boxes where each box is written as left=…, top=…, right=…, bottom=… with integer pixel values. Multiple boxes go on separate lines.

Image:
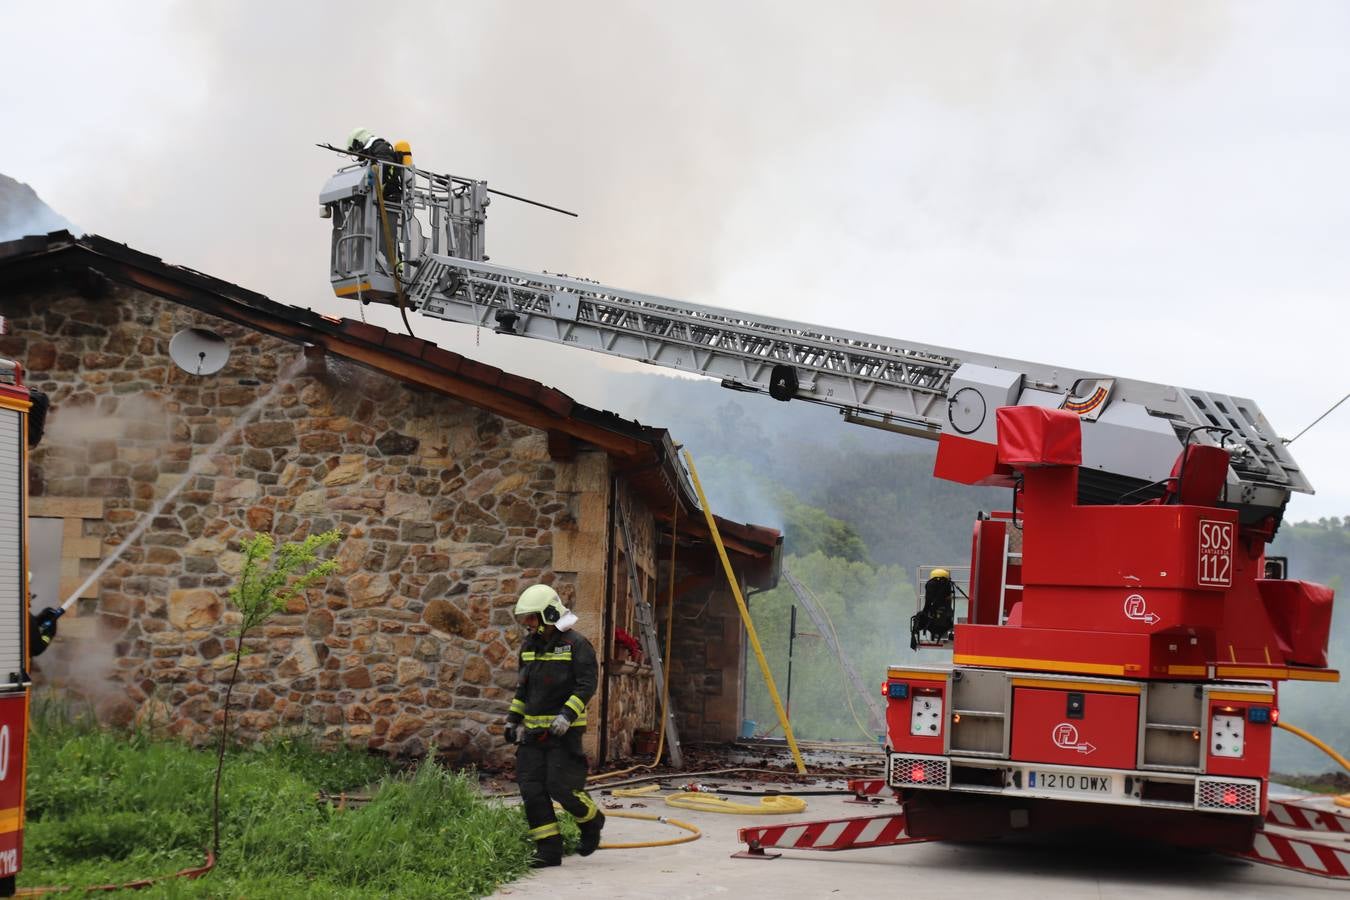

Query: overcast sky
left=2, top=1, right=1346, bottom=522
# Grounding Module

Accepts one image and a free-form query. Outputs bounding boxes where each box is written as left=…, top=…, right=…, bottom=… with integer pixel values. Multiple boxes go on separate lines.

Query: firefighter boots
left=578, top=812, right=606, bottom=857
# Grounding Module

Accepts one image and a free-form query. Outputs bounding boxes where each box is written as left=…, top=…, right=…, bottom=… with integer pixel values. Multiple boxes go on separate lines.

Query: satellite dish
left=169, top=328, right=230, bottom=376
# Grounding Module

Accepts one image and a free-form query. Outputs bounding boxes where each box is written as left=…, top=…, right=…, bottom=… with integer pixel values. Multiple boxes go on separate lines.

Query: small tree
left=212, top=529, right=341, bottom=857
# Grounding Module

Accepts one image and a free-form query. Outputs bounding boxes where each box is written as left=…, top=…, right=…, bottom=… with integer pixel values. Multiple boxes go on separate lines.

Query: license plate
left=1027, top=769, right=1122, bottom=796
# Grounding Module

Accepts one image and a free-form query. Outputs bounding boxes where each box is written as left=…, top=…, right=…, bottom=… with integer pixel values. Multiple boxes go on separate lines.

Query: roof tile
left=338, top=321, right=389, bottom=345
left=458, top=358, right=502, bottom=387
left=423, top=346, right=465, bottom=375
left=381, top=332, right=431, bottom=359
left=537, top=387, right=573, bottom=417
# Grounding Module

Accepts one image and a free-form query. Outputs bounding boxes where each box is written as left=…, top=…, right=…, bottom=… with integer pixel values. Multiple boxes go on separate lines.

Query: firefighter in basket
left=505, top=584, right=605, bottom=868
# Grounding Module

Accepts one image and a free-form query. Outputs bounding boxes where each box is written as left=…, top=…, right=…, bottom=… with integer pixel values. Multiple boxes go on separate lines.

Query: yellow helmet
left=514, top=584, right=577, bottom=631
left=930, top=568, right=951, bottom=580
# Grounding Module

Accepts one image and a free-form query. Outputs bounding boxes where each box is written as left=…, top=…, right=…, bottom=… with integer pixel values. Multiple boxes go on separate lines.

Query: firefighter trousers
left=516, top=728, right=601, bottom=857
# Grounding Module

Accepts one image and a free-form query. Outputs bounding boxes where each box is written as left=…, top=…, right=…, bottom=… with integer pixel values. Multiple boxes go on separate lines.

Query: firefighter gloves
left=548, top=713, right=571, bottom=737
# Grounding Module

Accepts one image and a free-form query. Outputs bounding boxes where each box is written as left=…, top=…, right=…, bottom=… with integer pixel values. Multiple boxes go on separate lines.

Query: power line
left=1286, top=391, right=1350, bottom=445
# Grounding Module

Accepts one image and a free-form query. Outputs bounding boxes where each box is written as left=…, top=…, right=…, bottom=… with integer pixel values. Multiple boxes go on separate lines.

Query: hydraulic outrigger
left=319, top=147, right=1345, bottom=880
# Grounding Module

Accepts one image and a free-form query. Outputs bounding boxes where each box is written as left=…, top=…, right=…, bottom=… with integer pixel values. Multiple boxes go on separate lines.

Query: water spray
left=57, top=355, right=308, bottom=615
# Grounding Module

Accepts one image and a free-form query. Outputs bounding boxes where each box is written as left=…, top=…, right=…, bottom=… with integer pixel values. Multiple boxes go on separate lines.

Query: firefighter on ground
left=505, top=584, right=605, bottom=868
left=29, top=606, right=61, bottom=658
left=24, top=394, right=60, bottom=660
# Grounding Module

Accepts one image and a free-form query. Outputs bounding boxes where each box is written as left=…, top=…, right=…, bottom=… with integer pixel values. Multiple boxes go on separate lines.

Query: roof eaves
left=0, top=231, right=783, bottom=562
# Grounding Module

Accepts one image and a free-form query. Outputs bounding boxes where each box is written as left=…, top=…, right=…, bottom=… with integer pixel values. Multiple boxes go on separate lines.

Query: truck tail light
left=887, top=754, right=950, bottom=789
left=1195, top=777, right=1260, bottom=815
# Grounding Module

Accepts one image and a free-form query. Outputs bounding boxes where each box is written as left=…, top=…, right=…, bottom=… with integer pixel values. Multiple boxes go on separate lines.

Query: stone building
left=0, top=233, right=780, bottom=767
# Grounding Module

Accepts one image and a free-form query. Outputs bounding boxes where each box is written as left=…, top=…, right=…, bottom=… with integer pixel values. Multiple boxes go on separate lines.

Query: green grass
left=1271, top=770, right=1350, bottom=795
left=19, top=703, right=556, bottom=898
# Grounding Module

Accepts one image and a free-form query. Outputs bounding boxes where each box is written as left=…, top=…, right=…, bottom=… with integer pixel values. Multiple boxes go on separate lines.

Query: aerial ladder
left=320, top=150, right=1346, bottom=880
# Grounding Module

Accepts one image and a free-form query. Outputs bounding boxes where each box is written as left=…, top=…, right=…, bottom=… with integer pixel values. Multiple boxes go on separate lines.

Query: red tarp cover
left=1259, top=579, right=1334, bottom=668
left=996, top=406, right=1082, bottom=468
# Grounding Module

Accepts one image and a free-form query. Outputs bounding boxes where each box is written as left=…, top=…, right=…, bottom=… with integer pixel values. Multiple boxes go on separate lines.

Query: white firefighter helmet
left=514, top=584, right=577, bottom=631
left=346, top=126, right=375, bottom=152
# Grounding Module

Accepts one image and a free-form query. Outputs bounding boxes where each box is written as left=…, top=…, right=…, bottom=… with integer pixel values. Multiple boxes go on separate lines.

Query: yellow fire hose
left=613, top=783, right=808, bottom=815
left=665, top=792, right=807, bottom=815
left=611, top=784, right=664, bottom=798
left=553, top=797, right=701, bottom=849
left=1277, top=720, right=1350, bottom=809
left=599, top=810, right=702, bottom=849
left=371, top=166, right=416, bottom=339
left=685, top=450, right=807, bottom=774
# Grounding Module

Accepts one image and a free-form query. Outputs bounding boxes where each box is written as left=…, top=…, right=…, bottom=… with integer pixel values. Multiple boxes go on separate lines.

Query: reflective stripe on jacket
left=506, top=629, right=597, bottom=729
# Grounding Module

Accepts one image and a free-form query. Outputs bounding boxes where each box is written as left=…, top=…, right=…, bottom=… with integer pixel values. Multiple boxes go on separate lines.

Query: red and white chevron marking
left=847, top=778, right=890, bottom=798
left=1267, top=799, right=1350, bottom=834
left=1231, top=831, right=1350, bottom=879
left=739, top=813, right=928, bottom=852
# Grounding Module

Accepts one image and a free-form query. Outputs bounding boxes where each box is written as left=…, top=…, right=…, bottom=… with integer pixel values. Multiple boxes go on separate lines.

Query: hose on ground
left=612, top=783, right=808, bottom=814
left=551, top=798, right=701, bottom=849
left=1276, top=720, right=1350, bottom=809
left=675, top=786, right=854, bottom=797
left=599, top=810, right=701, bottom=849
left=664, top=792, right=807, bottom=815
left=589, top=766, right=857, bottom=793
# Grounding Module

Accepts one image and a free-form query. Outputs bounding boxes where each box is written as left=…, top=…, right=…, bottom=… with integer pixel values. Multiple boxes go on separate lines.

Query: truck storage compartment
left=1010, top=684, right=1139, bottom=770
left=1141, top=682, right=1202, bottom=770
left=950, top=668, right=1009, bottom=756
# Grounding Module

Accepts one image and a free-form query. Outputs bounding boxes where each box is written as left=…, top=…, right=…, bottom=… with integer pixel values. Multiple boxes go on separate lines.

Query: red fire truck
left=0, top=359, right=42, bottom=897
left=318, top=150, right=1346, bottom=879
left=741, top=406, right=1344, bottom=878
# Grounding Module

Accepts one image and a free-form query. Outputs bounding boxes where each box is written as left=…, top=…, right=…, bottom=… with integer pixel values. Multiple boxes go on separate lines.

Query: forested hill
left=1270, top=520, right=1350, bottom=772
left=596, top=372, right=1348, bottom=772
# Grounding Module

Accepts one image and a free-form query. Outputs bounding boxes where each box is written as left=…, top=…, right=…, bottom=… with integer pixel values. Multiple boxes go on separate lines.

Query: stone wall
left=667, top=580, right=746, bottom=743
left=0, top=282, right=666, bottom=766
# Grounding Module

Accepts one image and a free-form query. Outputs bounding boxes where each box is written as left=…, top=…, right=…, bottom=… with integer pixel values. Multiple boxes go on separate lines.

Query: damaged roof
left=0, top=231, right=781, bottom=581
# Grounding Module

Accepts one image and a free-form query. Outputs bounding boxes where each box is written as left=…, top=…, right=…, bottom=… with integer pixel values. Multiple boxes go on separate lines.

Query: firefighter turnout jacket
left=507, top=629, right=598, bottom=731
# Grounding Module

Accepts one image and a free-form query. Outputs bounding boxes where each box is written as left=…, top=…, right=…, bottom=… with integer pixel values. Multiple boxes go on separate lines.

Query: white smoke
left=0, top=173, right=80, bottom=241
left=3, top=1, right=1347, bottom=520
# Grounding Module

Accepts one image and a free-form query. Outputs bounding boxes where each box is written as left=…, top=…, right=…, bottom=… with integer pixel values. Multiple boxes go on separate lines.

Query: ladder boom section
left=319, top=157, right=1312, bottom=519
left=413, top=255, right=958, bottom=437
left=407, top=254, right=1309, bottom=507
